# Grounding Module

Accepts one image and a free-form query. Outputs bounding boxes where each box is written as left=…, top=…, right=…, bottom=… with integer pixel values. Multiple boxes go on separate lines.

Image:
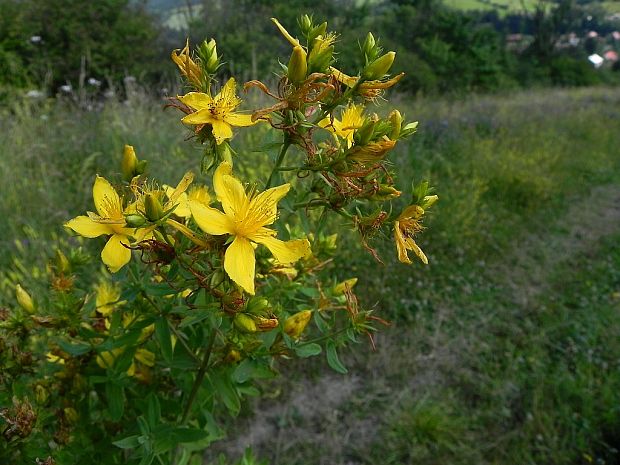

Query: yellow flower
left=347, top=137, right=396, bottom=164
left=65, top=176, right=137, bottom=272
left=319, top=104, right=365, bottom=148
left=171, top=39, right=203, bottom=88
left=164, top=184, right=211, bottom=219
left=95, top=281, right=124, bottom=316
left=178, top=78, right=257, bottom=145
left=190, top=161, right=311, bottom=294
left=394, top=202, right=435, bottom=265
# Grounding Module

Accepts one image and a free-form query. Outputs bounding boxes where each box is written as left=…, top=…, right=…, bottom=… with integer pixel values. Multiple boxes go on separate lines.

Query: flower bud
left=16, top=284, right=35, bottom=314
left=63, top=407, right=79, bottom=425
left=389, top=110, right=403, bottom=140
left=144, top=193, right=165, bottom=222
left=284, top=310, right=312, bottom=339
left=234, top=313, right=257, bottom=333
left=353, top=119, right=377, bottom=146
left=35, top=385, right=49, bottom=405
left=287, top=45, right=308, bottom=85
left=246, top=297, right=270, bottom=315
left=308, top=21, right=327, bottom=42
left=121, top=145, right=141, bottom=181
left=334, top=278, right=358, bottom=295
left=199, top=38, right=219, bottom=74
left=299, top=14, right=312, bottom=34
left=54, top=249, right=71, bottom=274
left=362, top=32, right=376, bottom=59
left=308, top=35, right=335, bottom=74
left=224, top=349, right=241, bottom=363
left=124, top=213, right=147, bottom=228
left=363, top=51, right=396, bottom=80
left=400, top=121, right=419, bottom=138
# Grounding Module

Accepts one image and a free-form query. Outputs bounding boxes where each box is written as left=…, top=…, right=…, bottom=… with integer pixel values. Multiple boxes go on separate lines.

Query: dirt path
left=207, top=184, right=620, bottom=464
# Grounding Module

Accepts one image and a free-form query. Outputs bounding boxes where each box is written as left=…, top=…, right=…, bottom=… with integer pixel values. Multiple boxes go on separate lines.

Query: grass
left=1, top=86, right=620, bottom=464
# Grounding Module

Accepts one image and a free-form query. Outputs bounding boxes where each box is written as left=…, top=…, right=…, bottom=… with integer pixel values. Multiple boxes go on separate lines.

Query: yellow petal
left=167, top=171, right=194, bottom=205
left=210, top=119, right=234, bottom=144
left=213, top=161, right=233, bottom=203
left=101, top=234, right=132, bottom=273
left=405, top=237, right=428, bottom=264
left=249, top=183, right=291, bottom=225
left=215, top=77, right=238, bottom=103
left=93, top=176, right=121, bottom=218
left=219, top=173, right=249, bottom=219
left=394, top=224, right=411, bottom=264
left=65, top=215, right=113, bottom=238
left=189, top=202, right=234, bottom=235
left=224, top=236, right=256, bottom=294
left=178, top=92, right=212, bottom=110
left=250, top=230, right=311, bottom=264
left=224, top=112, right=257, bottom=127
left=181, top=108, right=216, bottom=125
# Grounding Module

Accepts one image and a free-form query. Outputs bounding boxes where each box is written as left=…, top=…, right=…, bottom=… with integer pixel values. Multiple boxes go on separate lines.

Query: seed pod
left=287, top=45, right=308, bottom=85
left=284, top=310, right=312, bottom=339
left=234, top=313, right=257, bottom=333
left=363, top=51, right=396, bottom=80
left=144, top=193, right=165, bottom=222
left=16, top=284, right=35, bottom=314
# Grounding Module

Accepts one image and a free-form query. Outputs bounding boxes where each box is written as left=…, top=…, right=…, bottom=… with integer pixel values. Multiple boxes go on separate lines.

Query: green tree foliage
left=0, top=0, right=161, bottom=92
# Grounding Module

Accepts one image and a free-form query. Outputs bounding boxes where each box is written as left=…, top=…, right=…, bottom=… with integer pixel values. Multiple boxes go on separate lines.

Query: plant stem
left=265, top=138, right=291, bottom=188
left=180, top=330, right=216, bottom=425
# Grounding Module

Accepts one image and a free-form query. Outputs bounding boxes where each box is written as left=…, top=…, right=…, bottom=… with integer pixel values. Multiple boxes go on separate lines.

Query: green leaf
left=146, top=394, right=161, bottom=429
left=232, top=359, right=275, bottom=383
left=155, top=317, right=173, bottom=362
left=326, top=342, right=348, bottom=374
left=210, top=370, right=241, bottom=416
left=106, top=382, right=125, bottom=421
left=113, top=434, right=141, bottom=449
left=295, top=343, right=322, bottom=358
left=56, top=338, right=91, bottom=356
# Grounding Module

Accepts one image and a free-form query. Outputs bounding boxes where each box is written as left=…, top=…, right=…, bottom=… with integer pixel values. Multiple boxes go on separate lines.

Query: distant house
left=588, top=53, right=604, bottom=68
left=604, top=50, right=619, bottom=62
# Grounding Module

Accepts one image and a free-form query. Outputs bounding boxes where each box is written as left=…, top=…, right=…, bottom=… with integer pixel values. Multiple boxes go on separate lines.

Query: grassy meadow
left=2, top=86, right=620, bottom=464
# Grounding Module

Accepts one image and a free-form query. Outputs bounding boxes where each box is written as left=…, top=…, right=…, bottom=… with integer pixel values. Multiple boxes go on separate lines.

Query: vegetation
left=2, top=79, right=620, bottom=462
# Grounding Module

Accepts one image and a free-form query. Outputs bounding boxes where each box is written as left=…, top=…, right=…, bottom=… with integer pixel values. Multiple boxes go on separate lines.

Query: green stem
left=180, top=330, right=216, bottom=425
left=265, top=138, right=291, bottom=189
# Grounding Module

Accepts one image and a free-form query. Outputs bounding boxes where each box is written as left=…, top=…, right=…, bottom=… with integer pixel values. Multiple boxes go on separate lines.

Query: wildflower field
left=1, top=79, right=620, bottom=464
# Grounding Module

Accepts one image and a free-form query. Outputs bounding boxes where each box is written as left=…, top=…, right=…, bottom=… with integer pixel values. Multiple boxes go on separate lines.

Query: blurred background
left=1, top=0, right=620, bottom=464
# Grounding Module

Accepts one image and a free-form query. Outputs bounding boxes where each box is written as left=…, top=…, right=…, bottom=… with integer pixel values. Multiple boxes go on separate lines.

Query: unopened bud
left=299, top=14, right=312, bottom=34
left=63, top=407, right=79, bottom=425
left=308, top=21, right=327, bottom=42
left=199, top=38, right=219, bottom=74
left=124, top=213, right=147, bottom=228
left=363, top=51, right=396, bottom=80
left=246, top=297, right=270, bottom=315
left=224, top=349, right=241, bottom=363
left=362, top=32, right=377, bottom=60
left=234, top=313, right=257, bottom=333
left=55, top=249, right=70, bottom=274
left=144, top=193, right=165, bottom=222
left=422, top=194, right=438, bottom=209
left=334, top=278, right=358, bottom=295
left=308, top=36, right=334, bottom=74
left=287, top=45, right=308, bottom=85
left=16, top=284, right=35, bottom=314
left=284, top=310, right=312, bottom=339
left=121, top=145, right=141, bottom=181
left=353, top=119, right=377, bottom=146
left=35, top=385, right=49, bottom=405
left=389, top=110, right=403, bottom=139
left=399, top=121, right=419, bottom=138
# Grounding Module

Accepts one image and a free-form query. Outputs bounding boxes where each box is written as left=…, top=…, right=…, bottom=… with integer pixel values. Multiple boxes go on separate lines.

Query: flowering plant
left=0, top=16, right=436, bottom=465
